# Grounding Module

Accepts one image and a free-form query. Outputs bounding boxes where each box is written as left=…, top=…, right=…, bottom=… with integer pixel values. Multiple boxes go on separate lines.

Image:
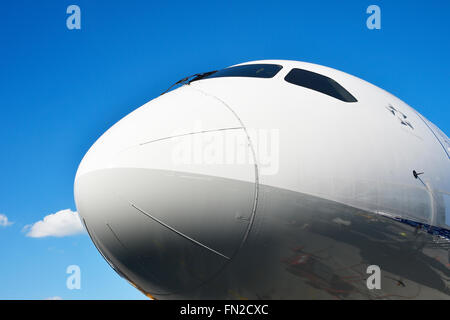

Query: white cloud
left=44, top=296, right=63, bottom=300
left=25, top=209, right=86, bottom=238
left=0, top=214, right=13, bottom=227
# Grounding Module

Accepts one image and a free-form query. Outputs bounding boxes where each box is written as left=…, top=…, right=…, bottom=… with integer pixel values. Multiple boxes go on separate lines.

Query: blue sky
left=0, top=0, right=449, bottom=299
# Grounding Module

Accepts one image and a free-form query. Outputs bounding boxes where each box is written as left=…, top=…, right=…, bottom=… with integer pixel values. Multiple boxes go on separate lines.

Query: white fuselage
left=74, top=60, right=450, bottom=299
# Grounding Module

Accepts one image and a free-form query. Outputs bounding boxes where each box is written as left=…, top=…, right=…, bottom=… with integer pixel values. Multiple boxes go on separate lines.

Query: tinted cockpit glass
left=284, top=68, right=358, bottom=102
left=200, top=64, right=283, bottom=80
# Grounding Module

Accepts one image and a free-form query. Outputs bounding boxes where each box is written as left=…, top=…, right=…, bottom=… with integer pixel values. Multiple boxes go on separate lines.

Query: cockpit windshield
left=192, top=64, right=283, bottom=82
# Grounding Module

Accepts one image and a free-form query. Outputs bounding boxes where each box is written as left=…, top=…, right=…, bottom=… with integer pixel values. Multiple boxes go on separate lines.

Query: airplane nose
left=74, top=86, right=257, bottom=296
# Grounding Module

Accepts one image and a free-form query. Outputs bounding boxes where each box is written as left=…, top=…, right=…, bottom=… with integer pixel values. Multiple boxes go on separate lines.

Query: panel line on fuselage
left=130, top=203, right=231, bottom=260
left=139, top=127, right=244, bottom=146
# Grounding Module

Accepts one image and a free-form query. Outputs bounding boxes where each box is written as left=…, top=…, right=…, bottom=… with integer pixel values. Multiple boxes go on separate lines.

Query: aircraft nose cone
left=74, top=87, right=257, bottom=296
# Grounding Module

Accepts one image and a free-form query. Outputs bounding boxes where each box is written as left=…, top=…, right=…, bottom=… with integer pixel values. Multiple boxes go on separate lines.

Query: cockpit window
left=284, top=68, right=358, bottom=103
left=198, top=64, right=283, bottom=80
